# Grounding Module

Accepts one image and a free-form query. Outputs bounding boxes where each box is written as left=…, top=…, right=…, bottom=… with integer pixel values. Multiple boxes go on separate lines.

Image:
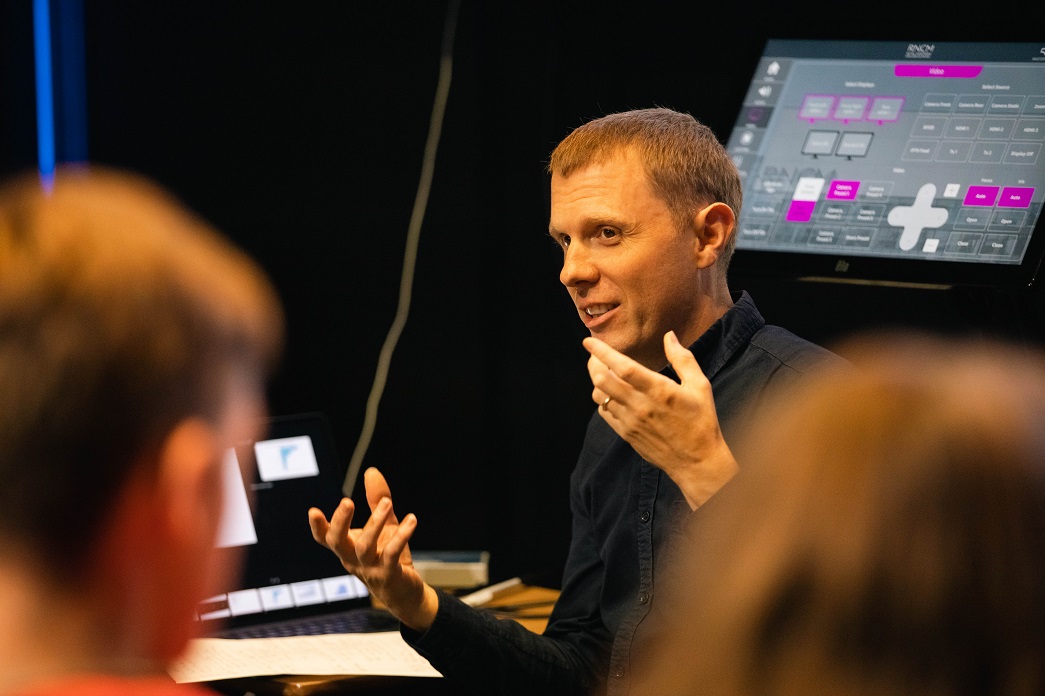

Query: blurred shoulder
left=748, top=324, right=851, bottom=376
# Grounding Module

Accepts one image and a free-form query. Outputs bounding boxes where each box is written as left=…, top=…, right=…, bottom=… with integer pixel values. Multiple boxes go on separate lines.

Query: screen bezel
left=726, top=39, right=1045, bottom=289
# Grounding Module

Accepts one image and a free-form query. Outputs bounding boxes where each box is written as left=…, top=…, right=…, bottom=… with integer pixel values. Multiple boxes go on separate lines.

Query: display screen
left=197, top=413, right=368, bottom=632
left=726, top=40, right=1045, bottom=287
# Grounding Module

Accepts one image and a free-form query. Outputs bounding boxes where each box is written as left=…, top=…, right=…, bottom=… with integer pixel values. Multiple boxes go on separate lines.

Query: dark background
left=4, top=2, right=1045, bottom=587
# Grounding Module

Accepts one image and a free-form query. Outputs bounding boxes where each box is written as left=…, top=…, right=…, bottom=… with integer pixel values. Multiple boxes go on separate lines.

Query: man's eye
left=560, top=235, right=572, bottom=248
left=599, top=227, right=618, bottom=239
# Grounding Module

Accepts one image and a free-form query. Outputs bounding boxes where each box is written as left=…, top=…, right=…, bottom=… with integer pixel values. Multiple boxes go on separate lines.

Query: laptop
left=197, top=411, right=400, bottom=639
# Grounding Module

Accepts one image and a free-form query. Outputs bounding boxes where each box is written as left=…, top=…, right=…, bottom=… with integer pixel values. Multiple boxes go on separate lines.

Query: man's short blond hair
left=548, top=107, right=743, bottom=272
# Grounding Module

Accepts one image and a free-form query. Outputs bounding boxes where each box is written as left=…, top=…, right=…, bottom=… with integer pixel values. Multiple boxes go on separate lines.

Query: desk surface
left=208, top=584, right=560, bottom=696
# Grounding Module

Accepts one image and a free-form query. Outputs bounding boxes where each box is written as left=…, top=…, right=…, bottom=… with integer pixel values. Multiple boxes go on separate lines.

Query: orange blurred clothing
left=11, top=675, right=221, bottom=696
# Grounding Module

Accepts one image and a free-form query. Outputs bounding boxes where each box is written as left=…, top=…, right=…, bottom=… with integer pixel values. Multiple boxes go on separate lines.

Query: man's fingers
left=355, top=496, right=393, bottom=563
left=583, top=336, right=654, bottom=390
left=381, top=513, right=418, bottom=569
left=584, top=343, right=632, bottom=408
left=326, top=495, right=355, bottom=532
left=664, top=330, right=709, bottom=388
left=326, top=498, right=356, bottom=544
left=307, top=507, right=332, bottom=547
left=364, top=467, right=397, bottom=517
left=587, top=353, right=617, bottom=401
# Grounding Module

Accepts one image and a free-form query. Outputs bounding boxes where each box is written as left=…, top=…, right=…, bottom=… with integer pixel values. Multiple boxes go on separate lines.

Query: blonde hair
left=548, top=107, right=742, bottom=271
left=0, top=166, right=283, bottom=577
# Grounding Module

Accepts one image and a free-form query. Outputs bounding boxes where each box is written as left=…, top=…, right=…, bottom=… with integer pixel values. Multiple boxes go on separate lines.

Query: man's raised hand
left=307, top=467, right=439, bottom=630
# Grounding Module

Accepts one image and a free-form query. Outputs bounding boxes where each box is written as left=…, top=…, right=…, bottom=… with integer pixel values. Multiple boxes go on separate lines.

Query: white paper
left=168, top=632, right=443, bottom=683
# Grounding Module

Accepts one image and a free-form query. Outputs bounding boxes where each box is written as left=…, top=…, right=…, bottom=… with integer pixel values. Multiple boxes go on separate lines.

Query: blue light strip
left=33, top=0, right=55, bottom=191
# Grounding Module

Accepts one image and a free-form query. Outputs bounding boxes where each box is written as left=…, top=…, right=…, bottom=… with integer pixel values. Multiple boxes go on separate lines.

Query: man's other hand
left=582, top=331, right=738, bottom=509
left=308, top=467, right=439, bottom=631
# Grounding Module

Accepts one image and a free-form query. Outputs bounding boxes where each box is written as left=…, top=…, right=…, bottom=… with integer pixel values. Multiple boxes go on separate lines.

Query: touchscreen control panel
left=727, top=40, right=1045, bottom=280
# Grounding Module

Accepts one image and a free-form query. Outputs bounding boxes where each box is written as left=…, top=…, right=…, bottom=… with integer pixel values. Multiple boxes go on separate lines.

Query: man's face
left=549, top=148, right=706, bottom=370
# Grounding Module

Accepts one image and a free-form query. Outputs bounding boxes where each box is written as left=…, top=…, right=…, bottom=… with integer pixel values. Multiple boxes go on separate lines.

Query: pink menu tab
left=894, top=64, right=984, bottom=78
left=998, top=187, right=1034, bottom=208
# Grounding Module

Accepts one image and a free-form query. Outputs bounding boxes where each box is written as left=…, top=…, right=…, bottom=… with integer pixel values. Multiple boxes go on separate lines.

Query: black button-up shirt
left=404, top=292, right=847, bottom=696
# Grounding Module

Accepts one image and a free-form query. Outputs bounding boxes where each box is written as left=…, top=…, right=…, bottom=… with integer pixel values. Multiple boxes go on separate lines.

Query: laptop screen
left=197, top=412, right=372, bottom=634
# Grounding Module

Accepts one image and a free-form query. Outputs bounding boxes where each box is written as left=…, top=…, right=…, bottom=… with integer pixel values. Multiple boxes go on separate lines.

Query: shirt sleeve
left=401, top=588, right=604, bottom=696
left=401, top=416, right=612, bottom=696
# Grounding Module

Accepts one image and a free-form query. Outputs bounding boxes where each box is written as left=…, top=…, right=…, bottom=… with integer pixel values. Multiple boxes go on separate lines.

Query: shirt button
left=640, top=510, right=650, bottom=523
left=613, top=667, right=625, bottom=678
left=638, top=592, right=649, bottom=604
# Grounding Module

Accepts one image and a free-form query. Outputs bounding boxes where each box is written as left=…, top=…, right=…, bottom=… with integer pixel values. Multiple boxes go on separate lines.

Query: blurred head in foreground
left=633, top=331, right=1045, bottom=696
left=0, top=166, right=283, bottom=690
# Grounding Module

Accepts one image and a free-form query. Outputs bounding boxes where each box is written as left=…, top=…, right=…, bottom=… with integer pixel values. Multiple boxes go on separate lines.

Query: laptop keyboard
left=216, top=608, right=400, bottom=639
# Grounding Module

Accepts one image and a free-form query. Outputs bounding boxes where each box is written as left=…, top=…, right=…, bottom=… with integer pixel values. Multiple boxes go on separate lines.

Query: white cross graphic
left=887, top=183, right=950, bottom=251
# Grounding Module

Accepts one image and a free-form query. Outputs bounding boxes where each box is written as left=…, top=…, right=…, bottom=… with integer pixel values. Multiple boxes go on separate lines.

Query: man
left=0, top=166, right=283, bottom=694
left=309, top=107, right=844, bottom=695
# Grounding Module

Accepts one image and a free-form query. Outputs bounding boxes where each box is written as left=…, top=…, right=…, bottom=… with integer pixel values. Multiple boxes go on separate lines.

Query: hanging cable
left=342, top=0, right=461, bottom=497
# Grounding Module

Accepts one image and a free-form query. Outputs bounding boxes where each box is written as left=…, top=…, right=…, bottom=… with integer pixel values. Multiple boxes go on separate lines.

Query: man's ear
left=91, top=418, right=223, bottom=588
left=692, top=202, right=736, bottom=270
left=157, top=418, right=225, bottom=550
left=86, top=418, right=227, bottom=663
left=151, top=418, right=230, bottom=660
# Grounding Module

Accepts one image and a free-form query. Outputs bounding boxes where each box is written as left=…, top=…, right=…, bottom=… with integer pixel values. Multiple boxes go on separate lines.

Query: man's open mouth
left=584, top=303, right=615, bottom=318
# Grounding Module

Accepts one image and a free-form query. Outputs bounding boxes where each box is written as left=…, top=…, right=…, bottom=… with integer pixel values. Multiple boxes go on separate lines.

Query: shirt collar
left=665, top=290, right=765, bottom=382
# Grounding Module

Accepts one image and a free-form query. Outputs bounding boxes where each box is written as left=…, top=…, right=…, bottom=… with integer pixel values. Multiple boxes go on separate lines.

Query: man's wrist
left=397, top=583, right=440, bottom=633
left=681, top=442, right=739, bottom=510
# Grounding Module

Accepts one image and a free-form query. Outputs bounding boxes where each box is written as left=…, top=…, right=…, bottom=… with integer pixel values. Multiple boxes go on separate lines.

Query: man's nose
left=560, top=244, right=598, bottom=287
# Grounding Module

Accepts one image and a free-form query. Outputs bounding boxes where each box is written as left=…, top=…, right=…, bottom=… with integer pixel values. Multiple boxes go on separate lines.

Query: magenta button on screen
left=894, top=64, right=983, bottom=78
left=826, top=180, right=860, bottom=200
left=785, top=200, right=816, bottom=222
left=998, top=187, right=1034, bottom=208
left=963, top=186, right=999, bottom=206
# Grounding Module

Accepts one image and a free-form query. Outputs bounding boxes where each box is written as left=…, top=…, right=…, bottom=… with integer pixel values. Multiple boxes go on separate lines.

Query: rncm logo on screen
left=906, top=43, right=935, bottom=59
